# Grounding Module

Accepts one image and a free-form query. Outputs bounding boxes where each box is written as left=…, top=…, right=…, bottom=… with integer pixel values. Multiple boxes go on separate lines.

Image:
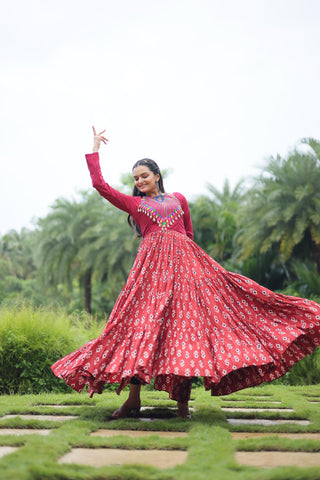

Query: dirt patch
left=236, top=451, right=320, bottom=467
left=59, top=448, right=187, bottom=468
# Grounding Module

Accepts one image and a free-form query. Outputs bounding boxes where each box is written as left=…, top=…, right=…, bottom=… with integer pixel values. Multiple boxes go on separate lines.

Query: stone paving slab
left=141, top=406, right=195, bottom=412
left=221, top=399, right=282, bottom=404
left=228, top=418, right=310, bottom=426
left=232, top=432, right=320, bottom=440
left=151, top=398, right=195, bottom=402
left=91, top=429, right=188, bottom=438
left=222, top=407, right=294, bottom=412
left=246, top=395, right=273, bottom=398
left=35, top=404, right=85, bottom=408
left=0, top=446, right=18, bottom=459
left=236, top=451, right=320, bottom=468
left=0, top=415, right=78, bottom=422
left=139, top=417, right=169, bottom=422
left=0, top=428, right=51, bottom=436
left=228, top=395, right=273, bottom=399
left=107, top=417, right=169, bottom=423
left=221, top=407, right=294, bottom=413
left=59, top=448, right=188, bottom=468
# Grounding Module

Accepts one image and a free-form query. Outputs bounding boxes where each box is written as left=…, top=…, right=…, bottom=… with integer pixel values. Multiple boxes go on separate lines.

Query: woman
left=51, top=127, right=320, bottom=419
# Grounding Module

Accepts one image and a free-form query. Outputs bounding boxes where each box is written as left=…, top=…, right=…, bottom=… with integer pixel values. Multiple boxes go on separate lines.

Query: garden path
left=1, top=387, right=320, bottom=476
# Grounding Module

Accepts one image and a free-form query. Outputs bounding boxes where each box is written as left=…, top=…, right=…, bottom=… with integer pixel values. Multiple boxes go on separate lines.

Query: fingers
left=92, top=126, right=108, bottom=140
left=99, top=134, right=108, bottom=143
left=99, top=135, right=108, bottom=143
left=92, top=126, right=108, bottom=151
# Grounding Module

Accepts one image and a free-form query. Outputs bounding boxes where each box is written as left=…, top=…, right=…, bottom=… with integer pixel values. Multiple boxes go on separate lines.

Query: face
left=133, top=165, right=160, bottom=196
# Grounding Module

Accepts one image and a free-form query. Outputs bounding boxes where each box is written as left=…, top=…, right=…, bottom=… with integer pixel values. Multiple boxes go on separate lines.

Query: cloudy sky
left=1, top=0, right=320, bottom=234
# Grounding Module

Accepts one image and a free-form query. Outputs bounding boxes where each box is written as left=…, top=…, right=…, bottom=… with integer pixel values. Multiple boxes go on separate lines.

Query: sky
left=1, top=0, right=320, bottom=234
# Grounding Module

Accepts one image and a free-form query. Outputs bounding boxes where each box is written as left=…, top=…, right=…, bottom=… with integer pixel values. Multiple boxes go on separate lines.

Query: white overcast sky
left=1, top=0, right=320, bottom=234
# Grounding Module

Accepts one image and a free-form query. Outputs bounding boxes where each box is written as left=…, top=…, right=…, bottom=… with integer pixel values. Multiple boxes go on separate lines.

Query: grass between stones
left=0, top=384, right=319, bottom=479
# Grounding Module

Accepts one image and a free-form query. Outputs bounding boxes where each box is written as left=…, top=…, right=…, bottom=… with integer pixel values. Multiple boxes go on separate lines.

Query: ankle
left=177, top=401, right=189, bottom=408
left=177, top=401, right=191, bottom=419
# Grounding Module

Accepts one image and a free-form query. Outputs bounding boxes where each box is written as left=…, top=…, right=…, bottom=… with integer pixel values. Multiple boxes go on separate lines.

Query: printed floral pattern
left=51, top=230, right=320, bottom=399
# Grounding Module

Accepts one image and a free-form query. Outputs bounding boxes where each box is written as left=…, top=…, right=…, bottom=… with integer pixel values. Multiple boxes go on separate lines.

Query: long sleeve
left=85, top=152, right=139, bottom=215
left=174, top=192, right=193, bottom=240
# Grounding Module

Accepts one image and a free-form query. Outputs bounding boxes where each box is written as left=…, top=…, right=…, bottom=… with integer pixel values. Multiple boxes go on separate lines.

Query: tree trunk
left=83, top=269, right=92, bottom=314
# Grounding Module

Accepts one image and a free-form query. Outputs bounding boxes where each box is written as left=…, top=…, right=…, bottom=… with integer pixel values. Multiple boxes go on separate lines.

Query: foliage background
left=1, top=138, right=320, bottom=392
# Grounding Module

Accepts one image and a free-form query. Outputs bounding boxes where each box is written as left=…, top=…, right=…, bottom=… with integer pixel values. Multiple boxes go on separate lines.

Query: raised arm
left=86, top=127, right=138, bottom=215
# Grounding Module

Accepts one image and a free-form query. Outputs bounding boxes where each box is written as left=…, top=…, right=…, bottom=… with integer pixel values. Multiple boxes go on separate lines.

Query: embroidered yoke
left=85, top=152, right=193, bottom=239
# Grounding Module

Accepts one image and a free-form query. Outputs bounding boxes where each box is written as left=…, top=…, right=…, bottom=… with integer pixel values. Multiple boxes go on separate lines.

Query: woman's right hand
left=92, top=126, right=108, bottom=152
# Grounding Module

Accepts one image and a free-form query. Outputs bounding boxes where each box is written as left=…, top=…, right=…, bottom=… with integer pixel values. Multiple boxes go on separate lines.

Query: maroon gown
left=51, top=153, right=320, bottom=401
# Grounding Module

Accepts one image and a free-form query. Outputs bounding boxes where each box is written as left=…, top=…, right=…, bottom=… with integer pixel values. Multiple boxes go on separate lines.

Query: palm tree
left=206, top=179, right=245, bottom=260
left=0, top=228, right=36, bottom=280
left=35, top=192, right=104, bottom=313
left=190, top=179, right=245, bottom=262
left=78, top=203, right=139, bottom=303
left=189, top=193, right=219, bottom=250
left=238, top=137, right=320, bottom=273
left=35, top=190, right=139, bottom=313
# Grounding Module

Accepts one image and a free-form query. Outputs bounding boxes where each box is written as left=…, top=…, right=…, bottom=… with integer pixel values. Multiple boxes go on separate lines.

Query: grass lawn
left=0, top=384, right=320, bottom=479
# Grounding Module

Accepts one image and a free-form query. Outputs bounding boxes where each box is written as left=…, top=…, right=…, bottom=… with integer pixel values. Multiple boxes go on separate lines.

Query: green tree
left=0, top=229, right=39, bottom=304
left=35, top=192, right=103, bottom=313
left=78, top=204, right=139, bottom=305
left=0, top=228, right=36, bottom=280
left=35, top=190, right=139, bottom=314
left=238, top=137, right=320, bottom=273
left=190, top=179, right=245, bottom=263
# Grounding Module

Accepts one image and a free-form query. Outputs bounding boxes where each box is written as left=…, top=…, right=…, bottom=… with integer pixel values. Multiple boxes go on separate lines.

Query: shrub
left=280, top=347, right=320, bottom=386
left=0, top=303, right=105, bottom=394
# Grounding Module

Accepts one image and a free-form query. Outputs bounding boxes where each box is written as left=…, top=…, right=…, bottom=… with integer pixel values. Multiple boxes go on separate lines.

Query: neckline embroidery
left=138, top=194, right=184, bottom=231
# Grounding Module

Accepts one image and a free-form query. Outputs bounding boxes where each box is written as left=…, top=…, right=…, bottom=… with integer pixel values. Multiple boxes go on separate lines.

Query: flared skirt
left=51, top=230, right=320, bottom=398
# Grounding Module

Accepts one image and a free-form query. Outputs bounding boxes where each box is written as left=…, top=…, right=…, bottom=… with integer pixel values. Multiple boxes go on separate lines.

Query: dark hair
left=128, top=158, right=165, bottom=237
